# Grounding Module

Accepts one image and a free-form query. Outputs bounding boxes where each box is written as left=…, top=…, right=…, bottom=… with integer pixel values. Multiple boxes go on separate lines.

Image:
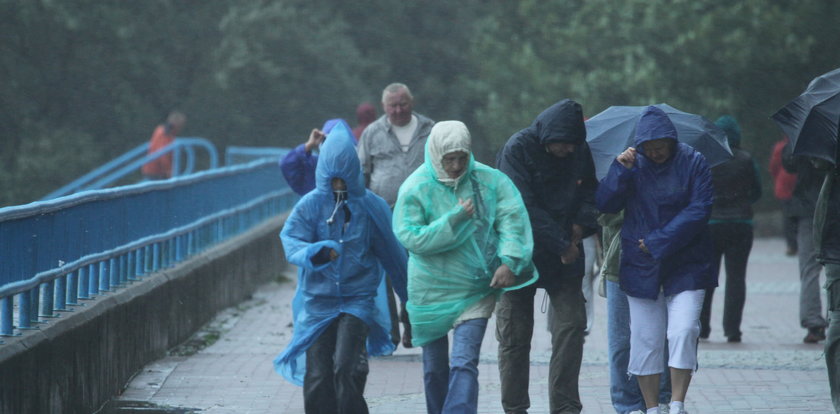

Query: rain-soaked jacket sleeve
left=493, top=175, right=534, bottom=276
left=367, top=196, right=409, bottom=303
left=280, top=200, right=343, bottom=272
left=280, top=144, right=317, bottom=196
left=643, top=155, right=714, bottom=261
left=595, top=159, right=635, bottom=214
left=393, top=188, right=476, bottom=257
left=497, top=143, right=574, bottom=255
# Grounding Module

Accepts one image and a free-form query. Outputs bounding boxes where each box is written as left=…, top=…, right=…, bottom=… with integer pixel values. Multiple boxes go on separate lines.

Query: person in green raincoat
left=392, top=120, right=537, bottom=414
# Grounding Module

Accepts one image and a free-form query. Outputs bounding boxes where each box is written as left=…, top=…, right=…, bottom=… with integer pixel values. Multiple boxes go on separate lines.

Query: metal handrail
left=41, top=137, right=219, bottom=200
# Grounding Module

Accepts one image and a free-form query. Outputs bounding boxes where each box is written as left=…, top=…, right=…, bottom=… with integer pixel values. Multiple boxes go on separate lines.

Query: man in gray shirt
left=358, top=82, right=435, bottom=348
left=358, top=83, right=435, bottom=208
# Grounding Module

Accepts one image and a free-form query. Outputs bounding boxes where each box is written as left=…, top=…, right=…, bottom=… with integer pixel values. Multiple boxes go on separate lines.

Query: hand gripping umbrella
left=585, top=103, right=733, bottom=180
left=771, top=67, right=840, bottom=165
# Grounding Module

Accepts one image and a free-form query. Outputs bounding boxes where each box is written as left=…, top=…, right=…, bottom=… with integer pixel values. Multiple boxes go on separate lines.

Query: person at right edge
left=496, top=99, right=599, bottom=414
left=782, top=140, right=829, bottom=343
left=596, top=105, right=716, bottom=414
left=699, top=115, right=762, bottom=343
left=813, top=150, right=840, bottom=412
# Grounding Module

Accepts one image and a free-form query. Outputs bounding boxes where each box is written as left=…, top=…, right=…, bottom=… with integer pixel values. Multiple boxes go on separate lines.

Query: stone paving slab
left=118, top=238, right=835, bottom=413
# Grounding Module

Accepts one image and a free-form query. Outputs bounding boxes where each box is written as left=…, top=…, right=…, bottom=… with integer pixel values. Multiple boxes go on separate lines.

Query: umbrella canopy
left=771, top=67, right=840, bottom=165
left=585, top=103, right=732, bottom=180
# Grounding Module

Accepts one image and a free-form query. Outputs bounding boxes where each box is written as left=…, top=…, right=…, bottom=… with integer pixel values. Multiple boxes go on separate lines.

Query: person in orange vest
left=142, top=111, right=187, bottom=180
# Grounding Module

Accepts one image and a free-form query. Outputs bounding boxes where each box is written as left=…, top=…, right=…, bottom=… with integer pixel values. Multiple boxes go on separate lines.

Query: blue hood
left=314, top=120, right=365, bottom=198
left=635, top=105, right=678, bottom=149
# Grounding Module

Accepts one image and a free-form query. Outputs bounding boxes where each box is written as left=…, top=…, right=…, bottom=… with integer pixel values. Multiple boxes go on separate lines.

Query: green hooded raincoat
left=393, top=121, right=537, bottom=347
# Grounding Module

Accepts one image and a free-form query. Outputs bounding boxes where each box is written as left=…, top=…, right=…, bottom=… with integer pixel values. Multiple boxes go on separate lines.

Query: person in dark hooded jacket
left=809, top=149, right=840, bottom=412
left=495, top=99, right=599, bottom=414
left=699, top=115, right=762, bottom=343
left=596, top=105, right=716, bottom=414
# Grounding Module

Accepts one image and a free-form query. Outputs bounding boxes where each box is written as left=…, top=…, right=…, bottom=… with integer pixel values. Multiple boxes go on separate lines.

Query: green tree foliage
left=1, top=0, right=839, bottom=208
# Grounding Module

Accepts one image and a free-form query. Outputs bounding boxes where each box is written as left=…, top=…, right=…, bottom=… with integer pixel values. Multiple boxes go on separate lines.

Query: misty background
left=2, top=0, right=839, bottom=208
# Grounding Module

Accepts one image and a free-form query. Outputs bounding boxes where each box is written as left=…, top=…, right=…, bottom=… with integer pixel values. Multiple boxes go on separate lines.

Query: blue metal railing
left=0, top=158, right=298, bottom=338
left=41, top=137, right=219, bottom=200
left=225, top=146, right=290, bottom=166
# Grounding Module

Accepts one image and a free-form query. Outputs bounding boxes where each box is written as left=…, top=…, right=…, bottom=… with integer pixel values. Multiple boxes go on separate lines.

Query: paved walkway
left=118, top=238, right=834, bottom=413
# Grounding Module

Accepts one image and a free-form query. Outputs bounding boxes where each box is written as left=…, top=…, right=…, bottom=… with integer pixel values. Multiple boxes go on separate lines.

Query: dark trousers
left=304, top=313, right=370, bottom=414
left=781, top=200, right=799, bottom=252
left=701, top=222, right=753, bottom=339
left=496, top=277, right=586, bottom=414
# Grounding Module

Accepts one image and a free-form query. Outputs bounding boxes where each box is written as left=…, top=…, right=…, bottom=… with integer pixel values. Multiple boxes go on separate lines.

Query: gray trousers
left=825, top=263, right=840, bottom=413
left=797, top=218, right=827, bottom=328
left=496, top=277, right=586, bottom=414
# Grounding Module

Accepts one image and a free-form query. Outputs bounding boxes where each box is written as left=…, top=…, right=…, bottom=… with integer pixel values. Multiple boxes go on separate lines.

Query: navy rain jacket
left=496, top=99, right=599, bottom=289
left=595, top=105, right=717, bottom=299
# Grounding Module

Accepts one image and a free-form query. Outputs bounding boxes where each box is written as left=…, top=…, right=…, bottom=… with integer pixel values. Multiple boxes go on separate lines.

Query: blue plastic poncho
left=274, top=121, right=408, bottom=386
left=596, top=105, right=716, bottom=299
left=392, top=121, right=538, bottom=347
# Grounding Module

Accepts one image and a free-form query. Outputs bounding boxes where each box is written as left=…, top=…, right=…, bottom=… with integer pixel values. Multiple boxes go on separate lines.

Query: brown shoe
left=803, top=327, right=826, bottom=343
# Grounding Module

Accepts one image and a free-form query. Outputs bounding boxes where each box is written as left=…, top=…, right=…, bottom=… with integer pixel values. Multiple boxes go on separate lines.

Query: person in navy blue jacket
left=596, top=105, right=716, bottom=414
left=280, top=119, right=346, bottom=196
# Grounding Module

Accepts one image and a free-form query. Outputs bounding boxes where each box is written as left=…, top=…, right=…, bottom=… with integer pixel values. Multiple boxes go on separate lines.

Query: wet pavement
left=114, top=237, right=834, bottom=413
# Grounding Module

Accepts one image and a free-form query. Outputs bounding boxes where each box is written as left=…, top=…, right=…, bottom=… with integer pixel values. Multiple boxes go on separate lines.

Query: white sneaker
left=659, top=403, right=670, bottom=413
left=629, top=411, right=645, bottom=414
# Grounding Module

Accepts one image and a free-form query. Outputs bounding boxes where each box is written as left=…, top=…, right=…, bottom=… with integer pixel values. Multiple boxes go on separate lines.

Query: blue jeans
left=422, top=318, right=488, bottom=414
left=607, top=280, right=671, bottom=413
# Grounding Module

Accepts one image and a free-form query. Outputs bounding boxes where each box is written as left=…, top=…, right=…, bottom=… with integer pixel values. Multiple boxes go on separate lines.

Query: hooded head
left=315, top=120, right=365, bottom=198
left=532, top=99, right=586, bottom=145
left=714, top=115, right=741, bottom=148
left=426, top=121, right=473, bottom=187
left=635, top=105, right=678, bottom=164
left=356, top=103, right=377, bottom=126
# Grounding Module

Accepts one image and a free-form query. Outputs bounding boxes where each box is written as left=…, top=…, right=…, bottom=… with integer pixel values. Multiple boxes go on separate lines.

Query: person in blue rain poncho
left=274, top=121, right=408, bottom=414
left=596, top=105, right=716, bottom=414
left=392, top=120, right=537, bottom=414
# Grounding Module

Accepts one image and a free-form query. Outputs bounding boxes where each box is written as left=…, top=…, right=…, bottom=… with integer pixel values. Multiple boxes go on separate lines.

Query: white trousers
left=627, top=289, right=705, bottom=375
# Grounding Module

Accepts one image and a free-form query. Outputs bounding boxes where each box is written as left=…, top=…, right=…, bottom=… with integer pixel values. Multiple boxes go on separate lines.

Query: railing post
left=30, top=288, right=41, bottom=324
left=0, top=296, right=16, bottom=336
left=88, top=263, right=98, bottom=296
left=78, top=266, right=90, bottom=299
left=152, top=243, right=161, bottom=272
left=98, top=261, right=110, bottom=292
left=67, top=270, right=79, bottom=305
left=128, top=250, right=138, bottom=281
left=55, top=274, right=68, bottom=311
left=18, top=290, right=34, bottom=330
left=110, top=258, right=120, bottom=288
left=40, top=281, right=56, bottom=318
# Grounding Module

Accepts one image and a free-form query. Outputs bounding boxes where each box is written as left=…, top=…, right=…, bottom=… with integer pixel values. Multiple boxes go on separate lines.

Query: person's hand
left=561, top=242, right=580, bottom=264
left=457, top=198, right=475, bottom=218
left=329, top=248, right=340, bottom=261
left=571, top=224, right=583, bottom=246
left=638, top=239, right=650, bottom=255
left=304, top=128, right=326, bottom=153
left=617, top=147, right=637, bottom=169
left=490, top=264, right=516, bottom=288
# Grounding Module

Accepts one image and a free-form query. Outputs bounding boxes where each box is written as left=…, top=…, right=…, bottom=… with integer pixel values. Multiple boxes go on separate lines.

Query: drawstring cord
left=326, top=191, right=347, bottom=224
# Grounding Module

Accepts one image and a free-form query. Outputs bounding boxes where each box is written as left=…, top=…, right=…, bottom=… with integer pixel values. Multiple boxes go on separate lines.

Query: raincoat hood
left=715, top=115, right=741, bottom=148
left=635, top=105, right=678, bottom=156
left=532, top=99, right=587, bottom=145
left=425, top=120, right=473, bottom=186
left=315, top=120, right=365, bottom=198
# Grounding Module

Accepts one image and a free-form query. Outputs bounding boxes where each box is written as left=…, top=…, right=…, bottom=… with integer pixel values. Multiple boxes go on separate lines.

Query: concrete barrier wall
left=0, top=215, right=287, bottom=414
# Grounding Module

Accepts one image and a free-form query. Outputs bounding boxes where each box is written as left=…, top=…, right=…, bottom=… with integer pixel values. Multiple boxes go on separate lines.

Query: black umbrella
left=585, top=103, right=732, bottom=180
left=772, top=67, right=840, bottom=165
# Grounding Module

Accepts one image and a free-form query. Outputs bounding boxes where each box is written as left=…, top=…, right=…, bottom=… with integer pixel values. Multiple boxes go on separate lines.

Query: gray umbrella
left=585, top=103, right=732, bottom=180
